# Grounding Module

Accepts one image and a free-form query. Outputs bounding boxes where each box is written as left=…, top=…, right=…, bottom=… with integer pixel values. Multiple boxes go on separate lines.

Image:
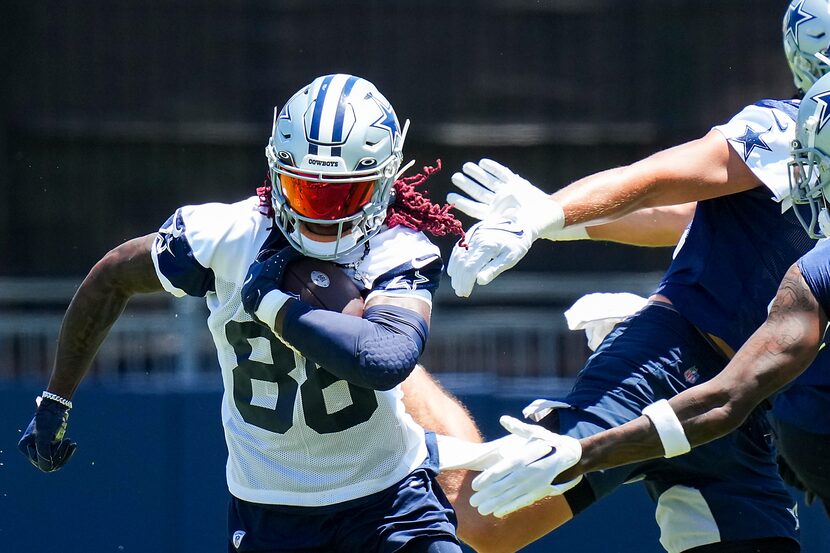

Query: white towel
left=564, top=292, right=648, bottom=351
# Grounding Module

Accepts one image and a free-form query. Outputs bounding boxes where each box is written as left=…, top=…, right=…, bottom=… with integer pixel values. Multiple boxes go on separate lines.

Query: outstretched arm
left=566, top=262, right=825, bottom=479
left=468, top=262, right=826, bottom=517
left=48, top=234, right=163, bottom=398
left=552, top=130, right=758, bottom=227
left=585, top=203, right=695, bottom=247
left=18, top=234, right=163, bottom=472
left=448, top=131, right=756, bottom=296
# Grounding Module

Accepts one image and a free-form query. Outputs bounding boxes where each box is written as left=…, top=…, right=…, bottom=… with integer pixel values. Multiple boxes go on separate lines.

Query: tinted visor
left=279, top=174, right=377, bottom=220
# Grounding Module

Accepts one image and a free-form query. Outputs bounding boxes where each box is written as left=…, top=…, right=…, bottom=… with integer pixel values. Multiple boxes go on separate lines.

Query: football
left=282, top=257, right=365, bottom=316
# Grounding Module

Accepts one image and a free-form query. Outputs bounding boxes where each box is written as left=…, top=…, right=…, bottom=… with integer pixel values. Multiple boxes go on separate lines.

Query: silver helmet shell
left=783, top=0, right=830, bottom=93
left=266, top=74, right=407, bottom=260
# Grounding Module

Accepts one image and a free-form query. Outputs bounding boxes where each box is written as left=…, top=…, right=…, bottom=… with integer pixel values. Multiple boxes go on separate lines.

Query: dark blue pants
left=227, top=433, right=459, bottom=553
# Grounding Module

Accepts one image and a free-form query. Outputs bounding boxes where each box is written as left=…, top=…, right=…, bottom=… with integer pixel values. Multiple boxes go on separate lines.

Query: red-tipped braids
left=387, top=160, right=464, bottom=237
left=256, top=160, right=464, bottom=238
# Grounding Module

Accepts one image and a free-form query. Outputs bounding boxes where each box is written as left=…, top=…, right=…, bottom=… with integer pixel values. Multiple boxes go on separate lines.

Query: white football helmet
left=788, top=72, right=830, bottom=238
left=783, top=0, right=830, bottom=93
left=266, top=74, right=409, bottom=260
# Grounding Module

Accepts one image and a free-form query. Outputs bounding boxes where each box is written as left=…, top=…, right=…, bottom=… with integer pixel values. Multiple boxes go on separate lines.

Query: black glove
left=18, top=397, right=78, bottom=472
left=241, top=245, right=303, bottom=318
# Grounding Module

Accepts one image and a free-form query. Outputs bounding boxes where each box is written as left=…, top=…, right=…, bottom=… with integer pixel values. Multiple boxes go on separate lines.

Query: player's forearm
left=552, top=131, right=745, bottom=229
left=278, top=302, right=429, bottom=390
left=551, top=165, right=657, bottom=227
left=48, top=235, right=161, bottom=398
left=49, top=267, right=132, bottom=398
left=585, top=203, right=695, bottom=246
left=560, top=380, right=751, bottom=481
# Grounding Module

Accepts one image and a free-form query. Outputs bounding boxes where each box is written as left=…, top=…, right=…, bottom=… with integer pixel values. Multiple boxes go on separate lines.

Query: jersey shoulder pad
left=361, top=227, right=442, bottom=300
left=712, top=100, right=798, bottom=201
left=152, top=196, right=270, bottom=297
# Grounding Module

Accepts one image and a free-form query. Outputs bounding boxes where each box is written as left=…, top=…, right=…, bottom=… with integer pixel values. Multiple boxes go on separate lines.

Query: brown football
left=282, top=257, right=365, bottom=316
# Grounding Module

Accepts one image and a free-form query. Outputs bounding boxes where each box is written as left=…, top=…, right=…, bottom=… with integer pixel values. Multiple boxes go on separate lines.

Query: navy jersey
left=656, top=99, right=817, bottom=352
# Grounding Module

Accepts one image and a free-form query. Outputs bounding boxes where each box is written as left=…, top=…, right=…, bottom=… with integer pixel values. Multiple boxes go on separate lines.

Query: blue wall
left=3, top=387, right=828, bottom=552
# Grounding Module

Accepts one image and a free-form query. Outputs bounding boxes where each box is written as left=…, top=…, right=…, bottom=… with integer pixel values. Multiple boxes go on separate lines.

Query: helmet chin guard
left=789, top=72, right=830, bottom=238
left=266, top=74, right=409, bottom=260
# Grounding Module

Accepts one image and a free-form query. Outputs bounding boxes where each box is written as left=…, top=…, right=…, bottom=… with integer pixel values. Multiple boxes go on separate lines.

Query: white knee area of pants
left=655, top=485, right=721, bottom=553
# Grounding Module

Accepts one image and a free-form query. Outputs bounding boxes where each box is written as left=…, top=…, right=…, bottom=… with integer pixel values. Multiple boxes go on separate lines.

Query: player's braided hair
left=257, top=160, right=464, bottom=238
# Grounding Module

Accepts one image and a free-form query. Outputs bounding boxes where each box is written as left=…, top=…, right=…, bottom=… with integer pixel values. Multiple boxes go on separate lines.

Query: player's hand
left=18, top=397, right=77, bottom=473
left=241, top=245, right=302, bottom=319
left=448, top=159, right=553, bottom=221
left=469, top=416, right=583, bottom=518
left=447, top=219, right=534, bottom=297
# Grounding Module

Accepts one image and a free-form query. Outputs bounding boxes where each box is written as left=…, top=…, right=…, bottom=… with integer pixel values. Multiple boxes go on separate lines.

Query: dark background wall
left=1, top=0, right=795, bottom=277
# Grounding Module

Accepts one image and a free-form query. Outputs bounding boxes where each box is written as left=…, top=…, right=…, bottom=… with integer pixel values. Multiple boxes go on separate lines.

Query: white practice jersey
left=151, top=196, right=442, bottom=506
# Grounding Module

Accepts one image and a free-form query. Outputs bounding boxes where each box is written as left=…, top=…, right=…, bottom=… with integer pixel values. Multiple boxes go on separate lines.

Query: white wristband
left=642, top=399, right=691, bottom=458
left=39, top=390, right=73, bottom=410
left=254, top=290, right=292, bottom=330
left=540, top=224, right=590, bottom=242
left=525, top=197, right=566, bottom=240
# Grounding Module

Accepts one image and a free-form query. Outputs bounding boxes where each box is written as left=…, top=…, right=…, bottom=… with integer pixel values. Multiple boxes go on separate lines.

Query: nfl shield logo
left=683, top=367, right=700, bottom=384
left=233, top=530, right=246, bottom=549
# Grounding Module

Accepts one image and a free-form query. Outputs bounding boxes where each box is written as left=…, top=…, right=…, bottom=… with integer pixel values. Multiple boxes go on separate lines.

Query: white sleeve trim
left=365, top=289, right=433, bottom=307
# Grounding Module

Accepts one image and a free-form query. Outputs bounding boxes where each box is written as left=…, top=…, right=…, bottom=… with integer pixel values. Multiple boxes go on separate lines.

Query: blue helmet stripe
left=308, top=74, right=335, bottom=150
left=332, top=75, right=359, bottom=145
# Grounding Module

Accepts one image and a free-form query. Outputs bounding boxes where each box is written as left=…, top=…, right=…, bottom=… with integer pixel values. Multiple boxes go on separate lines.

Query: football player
left=16, top=74, right=497, bottom=553
left=469, top=68, right=830, bottom=535
left=445, top=2, right=830, bottom=551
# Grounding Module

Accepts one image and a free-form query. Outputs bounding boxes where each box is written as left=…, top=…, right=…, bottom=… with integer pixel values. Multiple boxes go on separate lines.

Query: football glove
left=241, top=245, right=302, bottom=326
left=447, top=218, right=535, bottom=297
left=447, top=159, right=570, bottom=239
left=436, top=433, right=532, bottom=472
left=18, top=396, right=78, bottom=473
left=447, top=160, right=584, bottom=297
left=469, top=416, right=583, bottom=518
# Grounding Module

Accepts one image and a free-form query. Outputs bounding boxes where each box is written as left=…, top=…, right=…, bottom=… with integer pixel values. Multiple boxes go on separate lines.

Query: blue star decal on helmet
left=785, top=0, right=816, bottom=46
left=369, top=95, right=399, bottom=141
left=810, top=90, right=830, bottom=131
left=729, top=125, right=773, bottom=161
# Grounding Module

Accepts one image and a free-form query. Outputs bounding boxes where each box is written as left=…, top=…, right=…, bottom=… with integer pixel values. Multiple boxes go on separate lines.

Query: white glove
left=447, top=159, right=574, bottom=239
left=436, top=433, right=531, bottom=472
left=469, top=416, right=583, bottom=518
left=447, top=218, right=534, bottom=297
left=446, top=159, right=583, bottom=297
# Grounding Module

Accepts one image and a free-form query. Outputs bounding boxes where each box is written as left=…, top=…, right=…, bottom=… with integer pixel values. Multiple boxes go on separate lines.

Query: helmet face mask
left=266, top=74, right=408, bottom=260
left=789, top=73, right=830, bottom=238
left=783, top=0, right=830, bottom=93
